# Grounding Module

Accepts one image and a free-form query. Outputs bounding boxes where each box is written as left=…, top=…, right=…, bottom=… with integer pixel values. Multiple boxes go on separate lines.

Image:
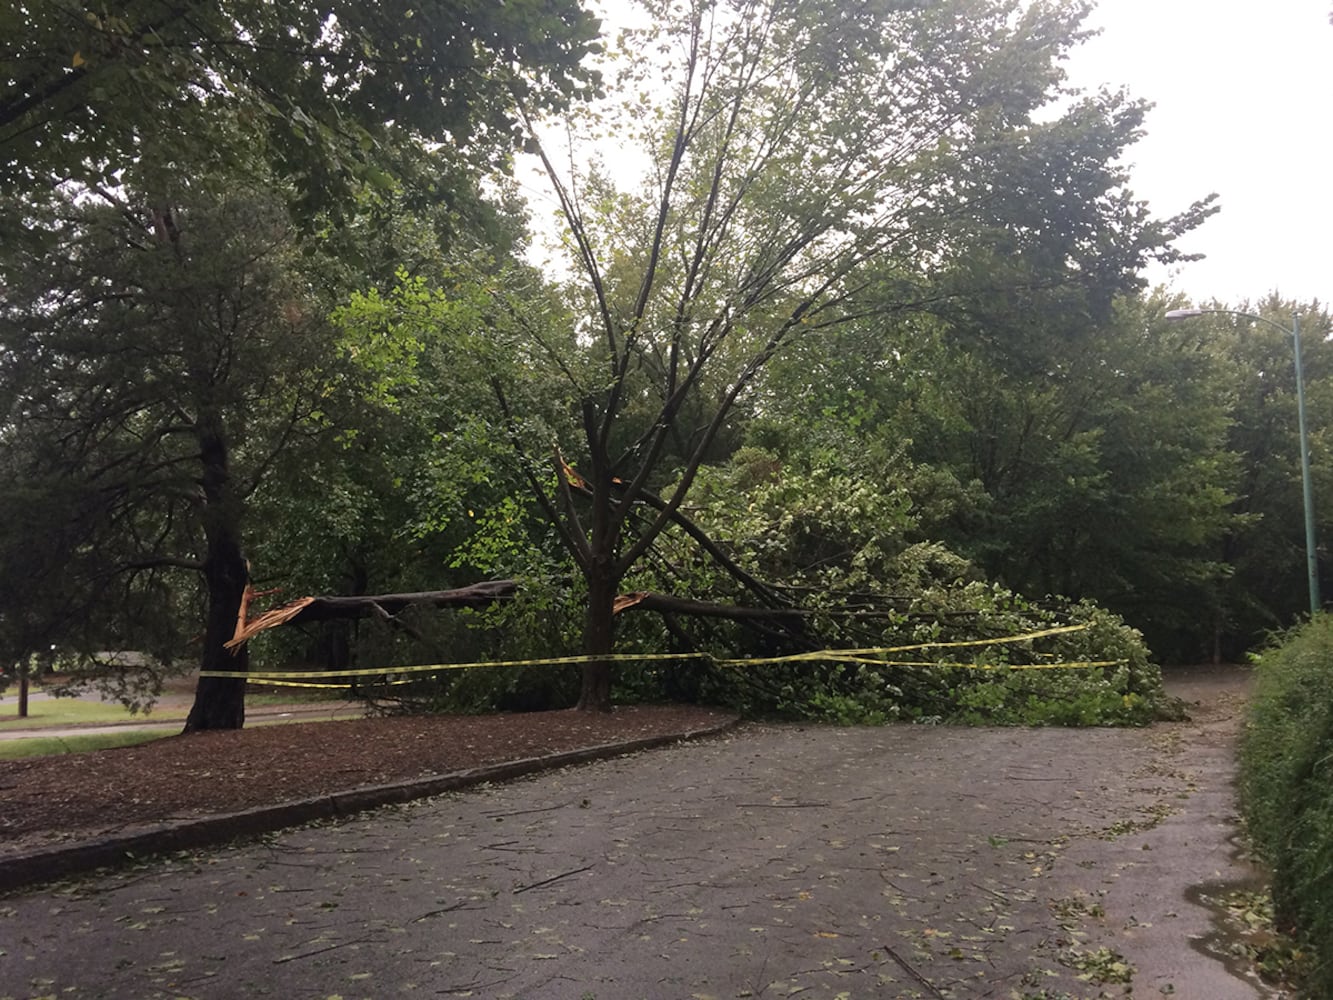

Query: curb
left=0, top=718, right=740, bottom=895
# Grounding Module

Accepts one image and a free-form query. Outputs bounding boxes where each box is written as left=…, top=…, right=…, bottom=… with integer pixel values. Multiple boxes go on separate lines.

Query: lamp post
left=1166, top=307, right=1321, bottom=615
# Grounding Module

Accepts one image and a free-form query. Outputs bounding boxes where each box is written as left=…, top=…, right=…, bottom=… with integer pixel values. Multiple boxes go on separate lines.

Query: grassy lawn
left=0, top=730, right=173, bottom=760
left=0, top=683, right=358, bottom=760
left=0, top=695, right=187, bottom=730
left=248, top=687, right=355, bottom=705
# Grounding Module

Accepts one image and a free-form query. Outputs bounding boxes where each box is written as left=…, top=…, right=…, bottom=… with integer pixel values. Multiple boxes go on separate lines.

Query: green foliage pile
left=303, top=412, right=1162, bottom=724
left=326, top=441, right=1171, bottom=726
left=345, top=576, right=1168, bottom=728
left=617, top=592, right=1168, bottom=728
left=596, top=447, right=1171, bottom=726
left=1239, top=615, right=1333, bottom=994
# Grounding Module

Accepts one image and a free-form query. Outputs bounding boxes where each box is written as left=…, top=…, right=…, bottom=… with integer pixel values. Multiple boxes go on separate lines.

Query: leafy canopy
left=1, top=0, right=602, bottom=210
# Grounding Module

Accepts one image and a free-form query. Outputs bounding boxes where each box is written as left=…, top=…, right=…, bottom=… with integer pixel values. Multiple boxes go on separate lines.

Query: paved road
left=0, top=668, right=1271, bottom=999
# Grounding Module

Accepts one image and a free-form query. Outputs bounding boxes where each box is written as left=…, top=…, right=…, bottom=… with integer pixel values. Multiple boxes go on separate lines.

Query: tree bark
left=184, top=537, right=250, bottom=731
left=184, top=538, right=249, bottom=731
left=183, top=420, right=249, bottom=732
left=577, top=562, right=617, bottom=712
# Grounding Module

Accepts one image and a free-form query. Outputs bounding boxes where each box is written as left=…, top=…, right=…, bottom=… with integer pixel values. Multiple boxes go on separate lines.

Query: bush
left=1239, top=614, right=1333, bottom=995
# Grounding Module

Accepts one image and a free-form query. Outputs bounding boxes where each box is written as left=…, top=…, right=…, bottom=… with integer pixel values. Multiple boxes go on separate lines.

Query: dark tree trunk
left=183, top=541, right=249, bottom=731
left=183, top=420, right=249, bottom=732
left=577, top=561, right=617, bottom=712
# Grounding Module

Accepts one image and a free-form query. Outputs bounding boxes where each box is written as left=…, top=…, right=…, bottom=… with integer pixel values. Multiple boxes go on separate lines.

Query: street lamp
left=1165, top=307, right=1321, bottom=615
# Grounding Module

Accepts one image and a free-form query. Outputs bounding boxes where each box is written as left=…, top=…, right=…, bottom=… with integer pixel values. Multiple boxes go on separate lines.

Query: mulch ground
left=0, top=705, right=732, bottom=859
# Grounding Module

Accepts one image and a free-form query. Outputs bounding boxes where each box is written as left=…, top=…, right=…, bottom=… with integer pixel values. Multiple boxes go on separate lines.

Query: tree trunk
left=577, top=563, right=617, bottom=712
left=183, top=420, right=249, bottom=732
left=184, top=551, right=249, bottom=731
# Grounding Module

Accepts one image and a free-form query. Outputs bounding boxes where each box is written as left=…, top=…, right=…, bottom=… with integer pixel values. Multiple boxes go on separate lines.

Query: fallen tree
left=225, top=579, right=806, bottom=650
left=225, top=580, right=519, bottom=648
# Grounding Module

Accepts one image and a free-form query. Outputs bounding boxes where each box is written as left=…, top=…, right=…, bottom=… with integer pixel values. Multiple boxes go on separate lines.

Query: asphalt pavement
left=0, top=666, right=1274, bottom=1000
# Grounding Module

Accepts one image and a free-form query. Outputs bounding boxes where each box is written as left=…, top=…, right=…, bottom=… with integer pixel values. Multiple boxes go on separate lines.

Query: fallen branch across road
left=225, top=580, right=518, bottom=649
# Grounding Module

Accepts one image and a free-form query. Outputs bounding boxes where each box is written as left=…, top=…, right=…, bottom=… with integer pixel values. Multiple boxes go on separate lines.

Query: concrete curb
left=0, top=718, right=740, bottom=895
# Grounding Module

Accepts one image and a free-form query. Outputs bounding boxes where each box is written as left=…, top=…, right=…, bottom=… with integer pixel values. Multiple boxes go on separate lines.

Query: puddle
left=1183, top=839, right=1292, bottom=997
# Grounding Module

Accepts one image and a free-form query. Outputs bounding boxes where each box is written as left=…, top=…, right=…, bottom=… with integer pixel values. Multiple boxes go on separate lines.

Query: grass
left=0, top=694, right=186, bottom=730
left=0, top=730, right=173, bottom=760
left=0, top=683, right=352, bottom=730
left=248, top=686, right=356, bottom=705
left=0, top=683, right=357, bottom=760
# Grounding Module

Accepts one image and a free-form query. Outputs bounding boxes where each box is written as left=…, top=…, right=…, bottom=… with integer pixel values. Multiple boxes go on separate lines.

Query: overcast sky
left=1065, top=1, right=1332, bottom=306
left=561, top=1, right=1331, bottom=307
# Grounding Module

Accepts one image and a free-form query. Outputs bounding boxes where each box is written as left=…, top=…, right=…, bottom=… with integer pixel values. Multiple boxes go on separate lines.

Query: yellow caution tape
left=201, top=623, right=1122, bottom=683
left=806, top=657, right=1123, bottom=670
left=206, top=649, right=712, bottom=681
left=714, top=623, right=1092, bottom=667
left=248, top=676, right=429, bottom=689
left=245, top=659, right=1125, bottom=689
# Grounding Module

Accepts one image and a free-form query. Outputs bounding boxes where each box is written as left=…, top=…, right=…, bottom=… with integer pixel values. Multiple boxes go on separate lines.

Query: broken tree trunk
left=225, top=580, right=519, bottom=649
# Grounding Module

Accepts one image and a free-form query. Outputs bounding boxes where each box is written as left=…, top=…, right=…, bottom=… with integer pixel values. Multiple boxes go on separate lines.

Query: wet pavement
left=0, top=665, right=1274, bottom=999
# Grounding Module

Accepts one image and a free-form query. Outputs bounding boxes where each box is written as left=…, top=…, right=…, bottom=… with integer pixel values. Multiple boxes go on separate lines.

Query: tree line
left=1, top=0, right=1323, bottom=729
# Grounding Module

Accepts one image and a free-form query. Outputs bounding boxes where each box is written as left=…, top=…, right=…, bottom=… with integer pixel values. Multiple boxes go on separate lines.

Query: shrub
left=346, top=574, right=585, bottom=715
left=1239, top=615, right=1333, bottom=995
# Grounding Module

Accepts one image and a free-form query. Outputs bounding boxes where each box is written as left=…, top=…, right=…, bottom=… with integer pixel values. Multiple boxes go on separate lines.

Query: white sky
left=1064, top=0, right=1332, bottom=307
left=545, top=1, right=1332, bottom=307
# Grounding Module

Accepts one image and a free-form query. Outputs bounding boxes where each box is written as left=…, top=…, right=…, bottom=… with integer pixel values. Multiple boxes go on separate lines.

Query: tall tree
left=936, top=297, right=1237, bottom=659
left=0, top=182, right=341, bottom=728
left=508, top=0, right=1201, bottom=709
left=1199, top=299, right=1333, bottom=652
left=246, top=259, right=564, bottom=668
left=750, top=286, right=1241, bottom=663
left=1, top=0, right=600, bottom=727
